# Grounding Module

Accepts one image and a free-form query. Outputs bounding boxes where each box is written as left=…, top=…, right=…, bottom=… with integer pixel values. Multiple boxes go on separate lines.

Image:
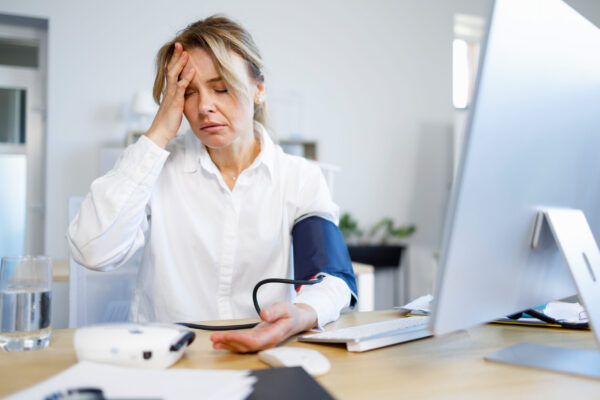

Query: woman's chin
left=194, top=132, right=233, bottom=149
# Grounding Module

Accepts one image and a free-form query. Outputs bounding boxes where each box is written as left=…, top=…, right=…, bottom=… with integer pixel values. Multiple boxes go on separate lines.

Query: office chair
left=67, top=196, right=141, bottom=328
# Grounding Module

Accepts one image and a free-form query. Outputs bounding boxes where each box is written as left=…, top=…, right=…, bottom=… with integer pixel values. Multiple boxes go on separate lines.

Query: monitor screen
left=431, top=0, right=600, bottom=336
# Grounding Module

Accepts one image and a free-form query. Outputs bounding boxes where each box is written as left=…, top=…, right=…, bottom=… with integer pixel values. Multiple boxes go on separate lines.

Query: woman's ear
left=254, top=82, right=265, bottom=104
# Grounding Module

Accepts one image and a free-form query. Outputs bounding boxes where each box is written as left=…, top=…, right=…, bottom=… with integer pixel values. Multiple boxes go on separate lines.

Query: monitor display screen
left=431, top=0, right=600, bottom=336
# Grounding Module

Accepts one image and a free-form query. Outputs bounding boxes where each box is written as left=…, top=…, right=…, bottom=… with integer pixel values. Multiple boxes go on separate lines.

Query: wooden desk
left=52, top=258, right=69, bottom=283
left=1, top=310, right=598, bottom=399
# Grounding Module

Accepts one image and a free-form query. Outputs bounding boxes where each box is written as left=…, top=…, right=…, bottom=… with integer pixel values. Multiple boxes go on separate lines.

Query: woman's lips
left=200, top=123, right=225, bottom=133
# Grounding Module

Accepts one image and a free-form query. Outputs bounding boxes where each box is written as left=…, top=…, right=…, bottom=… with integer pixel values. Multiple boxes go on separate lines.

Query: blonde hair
left=153, top=15, right=268, bottom=127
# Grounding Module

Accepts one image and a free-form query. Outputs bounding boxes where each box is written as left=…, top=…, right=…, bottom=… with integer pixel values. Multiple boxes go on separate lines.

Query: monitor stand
left=485, top=208, right=600, bottom=379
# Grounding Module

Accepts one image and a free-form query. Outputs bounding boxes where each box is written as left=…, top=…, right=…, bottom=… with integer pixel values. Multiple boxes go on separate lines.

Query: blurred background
left=1, top=0, right=599, bottom=320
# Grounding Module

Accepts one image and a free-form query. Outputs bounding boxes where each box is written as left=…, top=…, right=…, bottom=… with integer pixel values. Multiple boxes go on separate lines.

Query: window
left=452, top=14, right=485, bottom=109
left=0, top=88, right=26, bottom=144
left=0, top=18, right=47, bottom=257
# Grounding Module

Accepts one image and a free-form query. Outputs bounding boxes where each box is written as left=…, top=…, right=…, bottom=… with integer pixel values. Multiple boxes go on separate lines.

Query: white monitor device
left=431, top=0, right=600, bottom=378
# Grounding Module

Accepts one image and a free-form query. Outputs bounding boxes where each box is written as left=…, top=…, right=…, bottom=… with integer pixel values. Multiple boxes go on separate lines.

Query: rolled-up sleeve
left=67, top=136, right=169, bottom=270
left=293, top=274, right=351, bottom=327
left=290, top=161, right=352, bottom=327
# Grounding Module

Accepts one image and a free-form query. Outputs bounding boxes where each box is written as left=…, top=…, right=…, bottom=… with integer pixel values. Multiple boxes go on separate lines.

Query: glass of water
left=0, top=255, right=52, bottom=351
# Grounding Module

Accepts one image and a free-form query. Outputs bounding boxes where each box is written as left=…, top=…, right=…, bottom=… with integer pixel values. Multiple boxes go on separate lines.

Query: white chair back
left=68, top=196, right=141, bottom=328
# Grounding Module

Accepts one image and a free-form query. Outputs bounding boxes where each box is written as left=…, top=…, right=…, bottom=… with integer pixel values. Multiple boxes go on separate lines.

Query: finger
left=213, top=340, right=243, bottom=352
left=213, top=339, right=249, bottom=353
left=210, top=327, right=259, bottom=343
left=211, top=331, right=256, bottom=350
left=176, top=67, right=195, bottom=93
left=167, top=53, right=188, bottom=88
left=180, top=60, right=196, bottom=81
left=229, top=341, right=254, bottom=353
left=166, top=50, right=189, bottom=87
left=166, top=42, right=183, bottom=72
left=223, top=331, right=262, bottom=348
left=209, top=331, right=231, bottom=343
left=217, top=330, right=270, bottom=352
left=164, top=44, right=182, bottom=88
left=212, top=341, right=243, bottom=352
left=212, top=333, right=256, bottom=353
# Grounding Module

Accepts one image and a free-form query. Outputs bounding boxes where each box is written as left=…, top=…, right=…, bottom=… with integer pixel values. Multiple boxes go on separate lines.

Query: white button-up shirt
left=67, top=124, right=351, bottom=326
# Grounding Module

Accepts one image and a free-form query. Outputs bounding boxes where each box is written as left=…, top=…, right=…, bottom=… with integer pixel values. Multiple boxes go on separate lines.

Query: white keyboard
left=299, top=316, right=431, bottom=352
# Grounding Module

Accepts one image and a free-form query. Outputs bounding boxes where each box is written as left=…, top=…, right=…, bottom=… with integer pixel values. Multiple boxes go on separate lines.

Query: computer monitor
left=430, top=0, right=600, bottom=377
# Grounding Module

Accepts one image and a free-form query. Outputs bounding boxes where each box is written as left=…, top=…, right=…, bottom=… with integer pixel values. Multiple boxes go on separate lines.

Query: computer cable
left=507, top=308, right=589, bottom=330
left=177, top=275, right=324, bottom=331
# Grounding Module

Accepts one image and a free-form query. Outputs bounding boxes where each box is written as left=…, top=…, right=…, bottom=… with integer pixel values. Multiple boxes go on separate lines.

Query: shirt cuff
left=293, top=274, right=351, bottom=328
left=115, top=135, right=170, bottom=187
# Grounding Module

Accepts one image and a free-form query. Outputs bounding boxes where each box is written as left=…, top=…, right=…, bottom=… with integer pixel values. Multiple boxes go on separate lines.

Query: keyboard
left=298, top=316, right=431, bottom=352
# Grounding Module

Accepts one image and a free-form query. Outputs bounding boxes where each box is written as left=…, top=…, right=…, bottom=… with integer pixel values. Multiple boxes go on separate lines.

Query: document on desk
left=5, top=361, right=256, bottom=400
left=544, top=301, right=588, bottom=323
left=492, top=301, right=589, bottom=328
left=395, top=294, right=433, bottom=314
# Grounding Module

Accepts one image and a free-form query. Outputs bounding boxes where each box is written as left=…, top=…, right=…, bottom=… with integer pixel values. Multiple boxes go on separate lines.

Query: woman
left=68, top=15, right=355, bottom=353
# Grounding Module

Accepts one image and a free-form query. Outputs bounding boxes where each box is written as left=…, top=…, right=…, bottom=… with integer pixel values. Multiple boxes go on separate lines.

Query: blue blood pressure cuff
left=292, top=216, right=358, bottom=306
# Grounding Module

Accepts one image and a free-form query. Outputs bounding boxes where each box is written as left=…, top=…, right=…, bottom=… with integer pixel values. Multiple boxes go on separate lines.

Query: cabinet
left=347, top=245, right=406, bottom=309
left=278, top=139, right=317, bottom=160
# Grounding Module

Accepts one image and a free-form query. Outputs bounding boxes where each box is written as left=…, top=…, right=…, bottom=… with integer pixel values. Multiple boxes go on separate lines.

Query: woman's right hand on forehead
left=145, top=42, right=195, bottom=149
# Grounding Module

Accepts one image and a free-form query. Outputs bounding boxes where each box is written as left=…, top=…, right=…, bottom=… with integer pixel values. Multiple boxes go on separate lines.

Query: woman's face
left=181, top=48, right=263, bottom=148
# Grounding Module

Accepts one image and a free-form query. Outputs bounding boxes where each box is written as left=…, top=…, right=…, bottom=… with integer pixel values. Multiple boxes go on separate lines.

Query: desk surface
left=1, top=310, right=598, bottom=399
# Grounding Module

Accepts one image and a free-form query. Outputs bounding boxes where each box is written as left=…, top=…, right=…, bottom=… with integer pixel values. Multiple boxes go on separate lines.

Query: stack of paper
left=6, top=361, right=256, bottom=400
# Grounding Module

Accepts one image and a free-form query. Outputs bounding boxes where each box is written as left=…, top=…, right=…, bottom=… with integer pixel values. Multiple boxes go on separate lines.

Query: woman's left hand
left=210, top=302, right=318, bottom=353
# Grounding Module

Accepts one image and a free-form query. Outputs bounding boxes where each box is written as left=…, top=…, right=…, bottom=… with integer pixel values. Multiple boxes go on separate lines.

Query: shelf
left=278, top=139, right=317, bottom=160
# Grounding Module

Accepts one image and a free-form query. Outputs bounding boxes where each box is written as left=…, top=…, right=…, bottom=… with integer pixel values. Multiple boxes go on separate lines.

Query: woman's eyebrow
left=206, top=77, right=223, bottom=83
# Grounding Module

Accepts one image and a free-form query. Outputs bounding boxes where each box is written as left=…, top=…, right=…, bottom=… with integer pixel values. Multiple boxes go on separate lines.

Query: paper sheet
left=395, top=296, right=588, bottom=324
left=5, top=361, right=256, bottom=400
left=397, top=294, right=433, bottom=313
left=544, top=301, right=588, bottom=323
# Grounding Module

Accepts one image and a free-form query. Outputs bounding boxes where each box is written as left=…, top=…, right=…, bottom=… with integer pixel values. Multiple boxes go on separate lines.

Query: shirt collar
left=252, top=121, right=275, bottom=180
left=183, top=122, right=275, bottom=180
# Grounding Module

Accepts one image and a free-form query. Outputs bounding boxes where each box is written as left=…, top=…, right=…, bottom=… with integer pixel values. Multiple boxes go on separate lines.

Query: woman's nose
left=198, top=96, right=216, bottom=114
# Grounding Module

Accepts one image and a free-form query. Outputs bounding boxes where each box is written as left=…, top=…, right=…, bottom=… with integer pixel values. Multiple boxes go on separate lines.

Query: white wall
left=0, top=0, right=478, bottom=233
left=1, top=0, right=598, bottom=302
left=0, top=0, right=491, bottom=303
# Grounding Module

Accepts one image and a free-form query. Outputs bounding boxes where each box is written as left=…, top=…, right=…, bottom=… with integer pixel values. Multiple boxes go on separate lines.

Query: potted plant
left=340, top=213, right=416, bottom=267
left=339, top=213, right=363, bottom=244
